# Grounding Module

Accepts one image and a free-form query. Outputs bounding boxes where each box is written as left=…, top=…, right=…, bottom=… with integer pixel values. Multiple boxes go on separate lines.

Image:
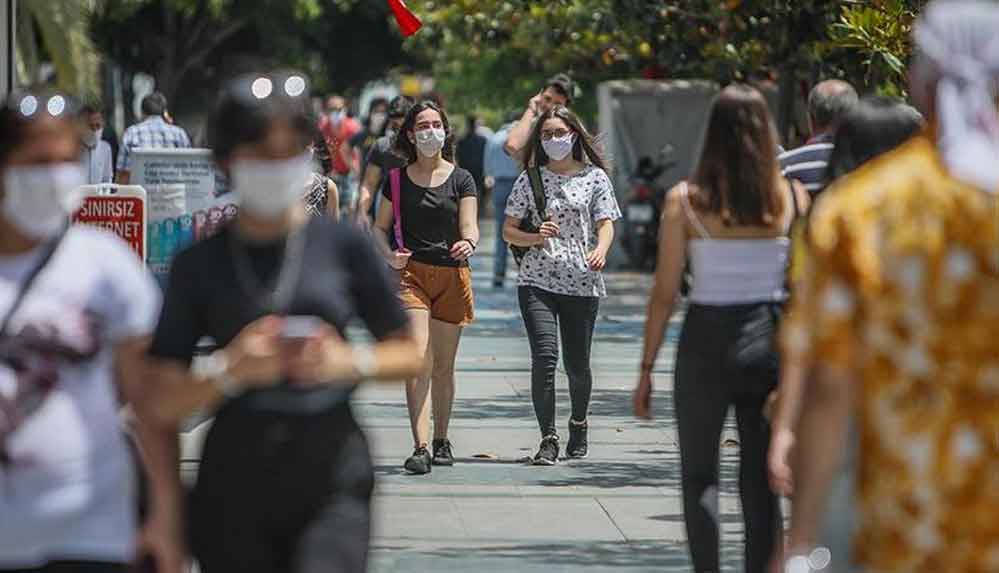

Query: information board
left=129, top=148, right=238, bottom=284
left=72, top=185, right=147, bottom=261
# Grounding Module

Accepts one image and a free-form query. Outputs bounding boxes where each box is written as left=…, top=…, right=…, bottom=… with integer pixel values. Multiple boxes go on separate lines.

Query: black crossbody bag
left=510, top=167, right=547, bottom=266
left=727, top=181, right=803, bottom=394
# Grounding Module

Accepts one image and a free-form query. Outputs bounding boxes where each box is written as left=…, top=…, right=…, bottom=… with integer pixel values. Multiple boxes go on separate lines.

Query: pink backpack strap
left=390, top=168, right=404, bottom=250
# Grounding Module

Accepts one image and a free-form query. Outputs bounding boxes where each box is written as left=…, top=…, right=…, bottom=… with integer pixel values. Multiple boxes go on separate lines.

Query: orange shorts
left=398, top=260, right=475, bottom=326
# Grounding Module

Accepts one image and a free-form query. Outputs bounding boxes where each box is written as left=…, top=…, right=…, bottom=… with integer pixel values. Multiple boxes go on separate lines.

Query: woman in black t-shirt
left=143, top=71, right=422, bottom=573
left=372, top=101, right=479, bottom=475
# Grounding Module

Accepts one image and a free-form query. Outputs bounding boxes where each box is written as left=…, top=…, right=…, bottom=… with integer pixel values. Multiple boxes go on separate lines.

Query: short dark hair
left=808, top=80, right=859, bottom=132
left=368, top=97, right=389, bottom=112
left=79, top=103, right=101, bottom=117
left=391, top=100, right=454, bottom=164
left=826, top=96, right=924, bottom=181
left=141, top=92, right=168, bottom=117
left=547, top=73, right=575, bottom=104
left=388, top=95, right=415, bottom=119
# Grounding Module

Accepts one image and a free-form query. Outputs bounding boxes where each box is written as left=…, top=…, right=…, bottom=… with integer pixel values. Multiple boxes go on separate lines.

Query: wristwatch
left=192, top=350, right=240, bottom=397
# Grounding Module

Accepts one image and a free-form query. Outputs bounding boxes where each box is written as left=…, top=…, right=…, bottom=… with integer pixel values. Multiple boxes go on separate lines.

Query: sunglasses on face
left=224, top=70, right=310, bottom=105
left=540, top=128, right=572, bottom=140
left=4, top=92, right=77, bottom=119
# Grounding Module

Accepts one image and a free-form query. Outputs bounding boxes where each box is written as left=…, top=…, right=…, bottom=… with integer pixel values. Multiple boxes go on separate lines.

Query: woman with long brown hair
left=632, top=84, right=808, bottom=572
left=373, top=101, right=479, bottom=475
left=503, top=105, right=620, bottom=465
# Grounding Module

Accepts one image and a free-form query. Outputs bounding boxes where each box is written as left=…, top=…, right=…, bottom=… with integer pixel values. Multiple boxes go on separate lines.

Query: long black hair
left=523, top=105, right=607, bottom=172
left=391, top=100, right=455, bottom=164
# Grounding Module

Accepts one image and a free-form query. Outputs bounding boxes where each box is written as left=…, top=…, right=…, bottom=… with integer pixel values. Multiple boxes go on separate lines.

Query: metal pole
left=0, top=0, right=14, bottom=98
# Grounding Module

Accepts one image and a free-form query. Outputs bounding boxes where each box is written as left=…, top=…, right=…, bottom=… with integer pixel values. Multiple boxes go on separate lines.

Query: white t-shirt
left=505, top=165, right=621, bottom=297
left=0, top=226, right=161, bottom=568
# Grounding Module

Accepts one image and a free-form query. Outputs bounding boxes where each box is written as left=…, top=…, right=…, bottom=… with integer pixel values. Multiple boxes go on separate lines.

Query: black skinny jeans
left=191, top=400, right=374, bottom=573
left=674, top=304, right=781, bottom=573
left=518, top=286, right=599, bottom=438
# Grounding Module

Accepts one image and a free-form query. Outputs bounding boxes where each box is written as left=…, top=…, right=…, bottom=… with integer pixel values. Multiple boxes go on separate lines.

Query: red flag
left=388, top=0, right=422, bottom=37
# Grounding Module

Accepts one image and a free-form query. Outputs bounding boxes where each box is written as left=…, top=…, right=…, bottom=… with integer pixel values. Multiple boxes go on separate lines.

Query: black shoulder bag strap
left=526, top=166, right=548, bottom=223
left=0, top=229, right=66, bottom=338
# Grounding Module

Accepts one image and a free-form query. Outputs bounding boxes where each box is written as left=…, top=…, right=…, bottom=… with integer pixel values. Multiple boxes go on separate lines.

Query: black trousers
left=518, top=286, right=599, bottom=438
left=190, top=400, right=374, bottom=573
left=674, top=304, right=781, bottom=573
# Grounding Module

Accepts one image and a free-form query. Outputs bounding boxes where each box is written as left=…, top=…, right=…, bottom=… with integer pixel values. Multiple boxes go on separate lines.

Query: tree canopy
left=402, top=0, right=926, bottom=129
left=89, top=0, right=416, bottom=112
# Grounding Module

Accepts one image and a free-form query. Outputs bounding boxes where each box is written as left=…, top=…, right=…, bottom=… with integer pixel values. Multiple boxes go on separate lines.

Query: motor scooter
left=623, top=150, right=674, bottom=270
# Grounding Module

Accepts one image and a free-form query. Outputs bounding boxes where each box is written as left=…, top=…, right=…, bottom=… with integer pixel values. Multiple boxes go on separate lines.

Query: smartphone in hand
left=280, top=315, right=325, bottom=341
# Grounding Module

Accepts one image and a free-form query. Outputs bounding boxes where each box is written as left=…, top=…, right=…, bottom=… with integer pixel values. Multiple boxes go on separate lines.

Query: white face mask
left=82, top=130, right=98, bottom=147
left=414, top=127, right=447, bottom=157
left=231, top=153, right=313, bottom=218
left=369, top=112, right=388, bottom=134
left=542, top=133, right=576, bottom=161
left=1, top=163, right=85, bottom=240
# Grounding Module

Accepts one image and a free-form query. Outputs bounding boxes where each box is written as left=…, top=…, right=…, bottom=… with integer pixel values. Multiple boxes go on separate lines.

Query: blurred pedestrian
left=504, top=73, right=575, bottom=161
left=115, top=92, right=191, bottom=184
left=486, top=110, right=525, bottom=288
left=372, top=101, right=479, bottom=475
left=782, top=3, right=999, bottom=571
left=78, top=103, right=113, bottom=184
left=779, top=80, right=858, bottom=197
left=768, top=96, right=923, bottom=573
left=456, top=115, right=488, bottom=210
left=143, top=71, right=422, bottom=573
left=304, top=133, right=340, bottom=219
left=356, top=96, right=413, bottom=228
left=633, top=84, right=809, bottom=573
left=318, top=95, right=361, bottom=216
left=348, top=98, right=389, bottom=202
left=0, top=91, right=170, bottom=572
left=503, top=105, right=620, bottom=464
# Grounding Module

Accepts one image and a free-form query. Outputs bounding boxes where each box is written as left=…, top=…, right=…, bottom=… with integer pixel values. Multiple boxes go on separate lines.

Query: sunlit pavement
left=359, top=219, right=753, bottom=573
left=179, top=218, right=753, bottom=572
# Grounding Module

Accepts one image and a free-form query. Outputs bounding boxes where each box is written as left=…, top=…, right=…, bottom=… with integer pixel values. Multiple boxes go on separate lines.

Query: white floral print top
left=505, top=165, right=621, bottom=298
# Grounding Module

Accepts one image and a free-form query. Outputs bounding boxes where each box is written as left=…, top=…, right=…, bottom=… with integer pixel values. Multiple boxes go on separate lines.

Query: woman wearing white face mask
left=0, top=93, right=166, bottom=572
left=142, top=72, right=422, bottom=573
left=373, top=101, right=479, bottom=475
left=503, top=105, right=621, bottom=465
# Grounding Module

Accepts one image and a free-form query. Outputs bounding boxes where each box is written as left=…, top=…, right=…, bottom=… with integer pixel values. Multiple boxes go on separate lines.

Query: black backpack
left=510, top=167, right=547, bottom=266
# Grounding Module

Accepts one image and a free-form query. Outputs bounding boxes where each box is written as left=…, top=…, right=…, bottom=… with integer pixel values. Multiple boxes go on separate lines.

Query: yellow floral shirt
left=783, top=136, right=999, bottom=572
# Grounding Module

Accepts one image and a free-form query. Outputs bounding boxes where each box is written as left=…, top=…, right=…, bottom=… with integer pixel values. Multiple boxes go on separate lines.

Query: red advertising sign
left=73, top=190, right=147, bottom=261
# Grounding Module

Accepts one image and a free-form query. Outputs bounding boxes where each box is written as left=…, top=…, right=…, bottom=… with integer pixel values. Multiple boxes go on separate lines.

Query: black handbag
left=725, top=181, right=803, bottom=395
left=510, top=167, right=547, bottom=266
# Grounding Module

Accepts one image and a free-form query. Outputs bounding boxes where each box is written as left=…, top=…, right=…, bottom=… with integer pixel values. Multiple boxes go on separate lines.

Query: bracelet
left=462, top=238, right=478, bottom=251
left=192, top=350, right=240, bottom=397
left=351, top=345, right=377, bottom=380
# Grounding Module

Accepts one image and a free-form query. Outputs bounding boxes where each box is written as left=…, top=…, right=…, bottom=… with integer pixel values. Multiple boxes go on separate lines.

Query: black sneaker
left=492, top=278, right=505, bottom=289
left=404, top=447, right=432, bottom=475
left=432, top=439, right=455, bottom=466
left=567, top=420, right=589, bottom=459
left=532, top=435, right=560, bottom=466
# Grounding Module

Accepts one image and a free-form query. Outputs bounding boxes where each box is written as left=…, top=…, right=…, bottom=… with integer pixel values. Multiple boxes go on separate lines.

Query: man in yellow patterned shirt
left=783, top=2, right=999, bottom=572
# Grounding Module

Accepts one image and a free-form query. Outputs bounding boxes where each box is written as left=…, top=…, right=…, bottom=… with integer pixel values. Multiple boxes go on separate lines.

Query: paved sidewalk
left=178, top=220, right=754, bottom=572
left=359, top=221, right=751, bottom=572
